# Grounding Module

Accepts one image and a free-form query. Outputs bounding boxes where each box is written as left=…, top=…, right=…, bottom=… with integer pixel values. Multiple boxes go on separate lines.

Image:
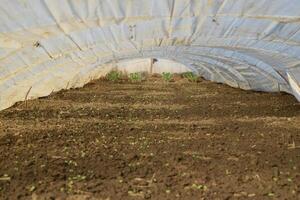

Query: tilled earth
left=0, top=77, right=300, bottom=200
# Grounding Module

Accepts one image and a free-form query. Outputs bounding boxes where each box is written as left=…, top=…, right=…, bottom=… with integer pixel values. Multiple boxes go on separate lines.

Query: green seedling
left=129, top=72, right=142, bottom=82
left=106, top=71, right=122, bottom=82
left=28, top=185, right=36, bottom=192
left=191, top=183, right=208, bottom=191
left=162, top=72, right=173, bottom=82
left=182, top=72, right=198, bottom=82
left=70, top=175, right=86, bottom=181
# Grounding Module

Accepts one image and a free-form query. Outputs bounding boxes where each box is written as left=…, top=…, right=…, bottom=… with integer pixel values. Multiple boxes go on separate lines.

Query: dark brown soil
left=0, top=76, right=300, bottom=200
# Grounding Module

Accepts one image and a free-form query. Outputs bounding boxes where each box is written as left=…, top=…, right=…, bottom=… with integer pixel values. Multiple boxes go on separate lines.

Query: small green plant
left=129, top=72, right=142, bottom=82
left=182, top=72, right=198, bottom=82
left=106, top=71, right=121, bottom=82
left=162, top=72, right=173, bottom=82
left=191, top=183, right=208, bottom=191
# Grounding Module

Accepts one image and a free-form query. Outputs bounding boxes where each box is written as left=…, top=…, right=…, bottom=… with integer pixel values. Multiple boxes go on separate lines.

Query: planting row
left=105, top=71, right=199, bottom=83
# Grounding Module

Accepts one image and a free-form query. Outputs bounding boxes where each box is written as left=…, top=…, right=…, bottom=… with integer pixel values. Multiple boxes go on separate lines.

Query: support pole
left=150, top=58, right=154, bottom=75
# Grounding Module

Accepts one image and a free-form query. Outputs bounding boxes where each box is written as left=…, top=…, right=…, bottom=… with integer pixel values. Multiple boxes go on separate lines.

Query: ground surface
left=0, top=76, right=300, bottom=200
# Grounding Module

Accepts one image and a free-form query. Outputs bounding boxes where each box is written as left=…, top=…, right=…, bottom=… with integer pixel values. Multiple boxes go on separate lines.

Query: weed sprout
left=182, top=72, right=198, bottom=82
left=162, top=72, right=173, bottom=82
left=129, top=72, right=142, bottom=82
left=106, top=71, right=122, bottom=82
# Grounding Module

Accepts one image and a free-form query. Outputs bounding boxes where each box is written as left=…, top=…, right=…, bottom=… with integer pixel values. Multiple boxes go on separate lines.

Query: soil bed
left=0, top=77, right=300, bottom=200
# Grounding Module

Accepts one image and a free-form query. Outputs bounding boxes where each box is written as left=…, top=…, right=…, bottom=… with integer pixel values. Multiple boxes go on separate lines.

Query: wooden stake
left=150, top=58, right=154, bottom=75
left=65, top=81, right=69, bottom=90
left=25, top=86, right=32, bottom=109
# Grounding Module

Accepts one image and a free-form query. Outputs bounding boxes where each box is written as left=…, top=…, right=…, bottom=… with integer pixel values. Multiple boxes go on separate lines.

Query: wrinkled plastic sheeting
left=0, top=0, right=300, bottom=110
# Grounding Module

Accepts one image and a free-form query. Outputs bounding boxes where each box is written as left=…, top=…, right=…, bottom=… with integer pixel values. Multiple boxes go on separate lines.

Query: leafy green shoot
left=162, top=72, right=173, bottom=82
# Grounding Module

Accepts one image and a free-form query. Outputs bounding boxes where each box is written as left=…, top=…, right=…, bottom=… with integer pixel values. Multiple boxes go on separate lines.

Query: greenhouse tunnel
left=1, top=0, right=300, bottom=111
